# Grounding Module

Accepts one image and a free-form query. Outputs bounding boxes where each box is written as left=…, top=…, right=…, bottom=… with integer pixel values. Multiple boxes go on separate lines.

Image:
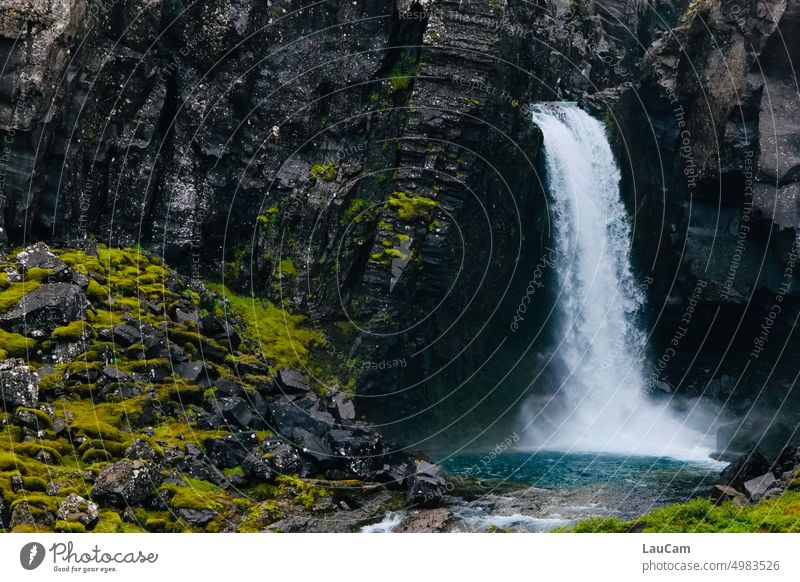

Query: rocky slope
left=0, top=242, right=450, bottom=532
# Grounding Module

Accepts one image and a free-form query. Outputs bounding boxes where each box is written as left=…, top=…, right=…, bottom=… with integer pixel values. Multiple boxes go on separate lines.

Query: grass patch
left=566, top=492, right=800, bottom=533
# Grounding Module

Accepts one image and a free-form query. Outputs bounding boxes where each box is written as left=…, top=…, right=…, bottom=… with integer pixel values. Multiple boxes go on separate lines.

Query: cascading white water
left=522, top=103, right=712, bottom=461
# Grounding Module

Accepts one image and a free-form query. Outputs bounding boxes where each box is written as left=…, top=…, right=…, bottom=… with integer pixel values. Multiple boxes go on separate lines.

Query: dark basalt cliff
left=2, top=0, right=800, bottom=455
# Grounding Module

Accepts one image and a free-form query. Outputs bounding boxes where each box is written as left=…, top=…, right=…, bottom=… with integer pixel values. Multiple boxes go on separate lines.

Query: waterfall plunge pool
left=430, top=451, right=726, bottom=532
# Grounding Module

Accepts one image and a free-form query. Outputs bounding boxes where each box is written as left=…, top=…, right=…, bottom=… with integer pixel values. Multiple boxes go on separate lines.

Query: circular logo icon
left=20, top=542, right=46, bottom=570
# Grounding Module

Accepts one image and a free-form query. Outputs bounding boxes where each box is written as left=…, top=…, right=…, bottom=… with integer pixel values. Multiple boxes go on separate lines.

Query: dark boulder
left=92, top=460, right=163, bottom=507
left=330, top=391, right=356, bottom=421
left=214, top=379, right=243, bottom=398
left=0, top=283, right=86, bottom=335
left=326, top=427, right=383, bottom=478
left=406, top=461, right=446, bottom=508
left=0, top=359, right=39, bottom=408
left=292, top=427, right=333, bottom=464
left=744, top=472, right=777, bottom=501
left=212, top=396, right=253, bottom=429
left=102, top=365, right=129, bottom=382
left=0, top=492, right=8, bottom=529
left=375, top=459, right=412, bottom=490
left=174, top=307, right=199, bottom=326
left=719, top=450, right=772, bottom=491
left=175, top=361, right=217, bottom=386
left=205, top=432, right=259, bottom=468
left=242, top=453, right=275, bottom=482
left=268, top=394, right=334, bottom=438
left=257, top=437, right=311, bottom=476
left=124, top=439, right=161, bottom=462
left=14, top=408, right=49, bottom=430
left=101, top=324, right=143, bottom=347
left=276, top=368, right=312, bottom=394
left=200, top=314, right=241, bottom=349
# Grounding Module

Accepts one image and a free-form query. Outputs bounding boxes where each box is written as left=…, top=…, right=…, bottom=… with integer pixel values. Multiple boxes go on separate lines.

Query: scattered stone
left=124, top=439, right=161, bottom=462
left=0, top=359, right=39, bottom=408
left=92, top=460, right=163, bottom=507
left=0, top=283, right=87, bottom=334
left=713, top=485, right=748, bottom=507
left=175, top=361, right=217, bottom=386
left=214, top=379, right=243, bottom=398
left=744, top=472, right=777, bottom=501
left=276, top=368, right=311, bottom=393
left=396, top=508, right=452, bottom=533
left=406, top=460, right=446, bottom=508
left=719, top=450, right=771, bottom=490
left=16, top=242, right=68, bottom=276
left=57, top=494, right=99, bottom=529
left=177, top=508, right=217, bottom=526
left=213, top=397, right=253, bottom=429
left=102, top=365, right=129, bottom=381
left=330, top=391, right=356, bottom=421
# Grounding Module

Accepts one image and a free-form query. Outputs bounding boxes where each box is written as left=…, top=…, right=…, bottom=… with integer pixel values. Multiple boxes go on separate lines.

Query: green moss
left=93, top=510, right=124, bottom=532
left=277, top=258, right=297, bottom=278
left=86, top=278, right=109, bottom=299
left=309, top=162, right=337, bottom=182
left=207, top=283, right=322, bottom=369
left=223, top=466, right=245, bottom=479
left=340, top=198, right=369, bottom=226
left=276, top=475, right=329, bottom=510
left=58, top=397, right=147, bottom=443
left=24, top=267, right=53, bottom=283
left=567, top=516, right=631, bottom=533
left=0, top=328, right=36, bottom=359
left=237, top=501, right=283, bottom=532
left=54, top=520, right=86, bottom=533
left=145, top=518, right=167, bottom=532
left=15, top=407, right=52, bottom=429
left=162, top=478, right=225, bottom=511
left=387, top=190, right=438, bottom=222
left=51, top=320, right=91, bottom=341
left=0, top=281, right=41, bottom=312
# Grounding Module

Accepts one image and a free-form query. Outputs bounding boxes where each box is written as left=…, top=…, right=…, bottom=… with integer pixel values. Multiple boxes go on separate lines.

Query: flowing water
left=362, top=104, right=725, bottom=534
left=519, top=103, right=714, bottom=461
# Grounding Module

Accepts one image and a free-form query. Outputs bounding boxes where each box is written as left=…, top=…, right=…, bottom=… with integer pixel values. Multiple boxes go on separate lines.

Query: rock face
left=1, top=1, right=800, bottom=450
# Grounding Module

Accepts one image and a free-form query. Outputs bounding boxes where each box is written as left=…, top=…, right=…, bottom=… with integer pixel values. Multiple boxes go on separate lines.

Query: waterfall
left=521, top=103, right=712, bottom=461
